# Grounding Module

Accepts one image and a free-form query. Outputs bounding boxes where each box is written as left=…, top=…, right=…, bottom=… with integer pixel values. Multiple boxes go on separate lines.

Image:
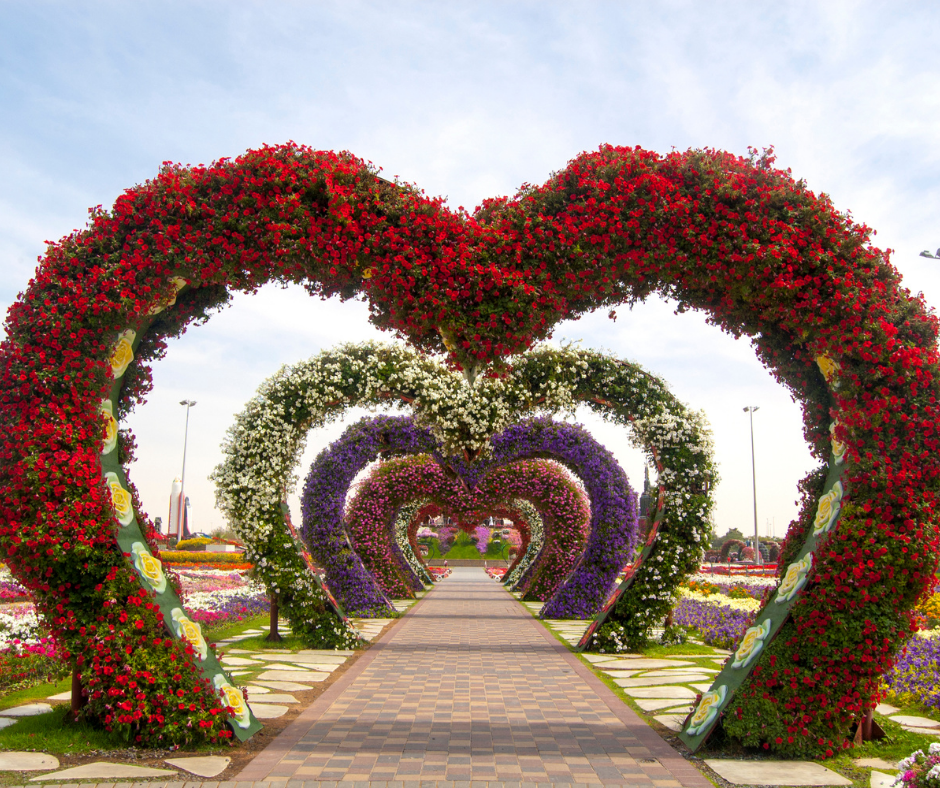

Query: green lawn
left=445, top=532, right=483, bottom=559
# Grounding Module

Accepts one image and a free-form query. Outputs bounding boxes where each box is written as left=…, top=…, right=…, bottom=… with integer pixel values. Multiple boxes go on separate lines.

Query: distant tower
left=638, top=466, right=653, bottom=542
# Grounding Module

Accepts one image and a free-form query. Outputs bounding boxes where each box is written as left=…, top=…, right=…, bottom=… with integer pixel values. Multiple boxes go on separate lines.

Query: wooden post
left=69, top=666, right=86, bottom=720
left=266, top=595, right=282, bottom=642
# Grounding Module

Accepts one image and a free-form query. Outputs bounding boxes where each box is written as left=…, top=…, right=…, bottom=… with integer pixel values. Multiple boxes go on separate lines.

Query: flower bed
left=673, top=595, right=757, bottom=650
left=486, top=567, right=507, bottom=580
left=0, top=568, right=269, bottom=696
left=895, top=743, right=940, bottom=788
left=0, top=567, right=27, bottom=601
left=883, top=634, right=940, bottom=712
left=160, top=551, right=253, bottom=569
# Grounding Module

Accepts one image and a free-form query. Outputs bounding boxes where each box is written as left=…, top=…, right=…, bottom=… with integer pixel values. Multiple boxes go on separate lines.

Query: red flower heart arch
left=404, top=501, right=534, bottom=583
left=343, top=454, right=591, bottom=604
left=1, top=142, right=938, bottom=755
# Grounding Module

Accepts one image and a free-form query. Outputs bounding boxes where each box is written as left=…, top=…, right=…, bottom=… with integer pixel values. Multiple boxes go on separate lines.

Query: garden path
left=237, top=567, right=710, bottom=786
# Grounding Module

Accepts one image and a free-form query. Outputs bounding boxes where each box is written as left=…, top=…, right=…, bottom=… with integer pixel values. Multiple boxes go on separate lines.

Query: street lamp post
left=177, top=400, right=196, bottom=541
left=743, top=406, right=760, bottom=565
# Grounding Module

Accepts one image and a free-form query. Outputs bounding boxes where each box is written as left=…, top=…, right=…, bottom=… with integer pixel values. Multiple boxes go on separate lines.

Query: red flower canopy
left=1, top=142, right=937, bottom=755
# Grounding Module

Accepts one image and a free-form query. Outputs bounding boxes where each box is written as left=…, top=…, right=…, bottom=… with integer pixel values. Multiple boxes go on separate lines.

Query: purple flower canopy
left=444, top=418, right=639, bottom=619
left=301, top=414, right=639, bottom=618
left=301, top=415, right=435, bottom=615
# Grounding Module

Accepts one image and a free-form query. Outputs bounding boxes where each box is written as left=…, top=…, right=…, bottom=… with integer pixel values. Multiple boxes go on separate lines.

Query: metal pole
left=744, top=406, right=760, bottom=565
left=178, top=400, right=196, bottom=540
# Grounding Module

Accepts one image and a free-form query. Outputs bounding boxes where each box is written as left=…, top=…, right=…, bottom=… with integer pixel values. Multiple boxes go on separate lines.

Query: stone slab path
left=238, top=567, right=709, bottom=787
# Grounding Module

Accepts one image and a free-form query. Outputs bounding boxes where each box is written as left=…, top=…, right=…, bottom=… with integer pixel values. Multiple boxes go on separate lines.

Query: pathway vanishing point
left=238, top=567, right=710, bottom=787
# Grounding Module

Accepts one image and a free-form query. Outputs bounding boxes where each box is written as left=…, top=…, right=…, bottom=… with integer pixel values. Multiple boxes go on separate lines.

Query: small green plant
left=727, top=584, right=758, bottom=600
left=659, top=624, right=688, bottom=646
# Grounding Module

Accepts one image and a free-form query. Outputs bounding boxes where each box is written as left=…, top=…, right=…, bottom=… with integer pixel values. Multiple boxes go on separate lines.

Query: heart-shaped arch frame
left=215, top=344, right=711, bottom=629
left=1, top=143, right=936, bottom=755
left=342, top=453, right=591, bottom=604
left=398, top=500, right=537, bottom=586
left=302, top=416, right=626, bottom=615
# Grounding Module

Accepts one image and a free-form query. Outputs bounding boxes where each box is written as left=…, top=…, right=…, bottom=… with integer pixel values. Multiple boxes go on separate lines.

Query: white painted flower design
left=686, top=684, right=727, bottom=736
left=147, top=277, right=187, bottom=315
left=109, top=329, right=136, bottom=379
left=170, top=607, right=208, bottom=661
left=830, top=421, right=846, bottom=465
left=732, top=619, right=772, bottom=669
left=776, top=553, right=813, bottom=603
left=104, top=472, right=134, bottom=526
left=812, top=481, right=844, bottom=536
left=100, top=400, right=118, bottom=455
left=816, top=355, right=840, bottom=386
left=213, top=674, right=251, bottom=729
left=131, top=542, right=167, bottom=594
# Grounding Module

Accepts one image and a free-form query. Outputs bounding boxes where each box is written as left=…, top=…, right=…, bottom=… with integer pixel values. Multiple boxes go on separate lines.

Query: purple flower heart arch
left=3, top=142, right=931, bottom=754
left=301, top=418, right=604, bottom=613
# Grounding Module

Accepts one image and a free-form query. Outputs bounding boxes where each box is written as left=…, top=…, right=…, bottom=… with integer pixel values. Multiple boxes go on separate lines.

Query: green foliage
left=659, top=625, right=688, bottom=646
left=590, top=621, right=649, bottom=653
left=484, top=539, right=509, bottom=559
left=639, top=642, right=718, bottom=657
left=0, top=651, right=69, bottom=696
left=0, top=676, right=71, bottom=712
left=422, top=539, right=443, bottom=559
left=711, top=527, right=744, bottom=550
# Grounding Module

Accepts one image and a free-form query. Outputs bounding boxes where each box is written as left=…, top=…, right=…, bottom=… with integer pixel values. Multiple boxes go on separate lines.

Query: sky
left=2, top=1, right=939, bottom=540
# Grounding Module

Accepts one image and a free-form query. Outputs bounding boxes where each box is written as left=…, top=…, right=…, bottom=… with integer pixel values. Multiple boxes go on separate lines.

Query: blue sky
left=2, top=1, right=939, bottom=538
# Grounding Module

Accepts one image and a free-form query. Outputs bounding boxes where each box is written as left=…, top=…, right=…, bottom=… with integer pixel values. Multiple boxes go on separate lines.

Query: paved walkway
left=239, top=568, right=709, bottom=787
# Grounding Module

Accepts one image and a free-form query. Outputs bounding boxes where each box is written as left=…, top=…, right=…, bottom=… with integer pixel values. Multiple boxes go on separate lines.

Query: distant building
left=638, top=466, right=653, bottom=543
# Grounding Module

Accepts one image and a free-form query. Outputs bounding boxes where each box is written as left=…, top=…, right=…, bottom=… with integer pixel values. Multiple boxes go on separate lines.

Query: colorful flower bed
left=486, top=567, right=507, bottom=580
left=894, top=743, right=940, bottom=788
left=0, top=567, right=27, bottom=601
left=172, top=568, right=269, bottom=627
left=882, top=634, right=940, bottom=712
left=0, top=567, right=268, bottom=697
left=2, top=141, right=937, bottom=753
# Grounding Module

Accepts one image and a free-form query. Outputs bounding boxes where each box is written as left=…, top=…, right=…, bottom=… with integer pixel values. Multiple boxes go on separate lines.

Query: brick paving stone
left=237, top=569, right=710, bottom=786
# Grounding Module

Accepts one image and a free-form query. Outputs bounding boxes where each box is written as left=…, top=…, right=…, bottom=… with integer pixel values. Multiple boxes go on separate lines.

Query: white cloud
left=2, top=0, right=938, bottom=540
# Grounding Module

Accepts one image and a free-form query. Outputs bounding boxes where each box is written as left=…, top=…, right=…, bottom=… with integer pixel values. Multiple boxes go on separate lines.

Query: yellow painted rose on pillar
left=170, top=607, right=209, bottom=661
left=104, top=472, right=134, bottom=526
left=109, top=329, right=136, bottom=379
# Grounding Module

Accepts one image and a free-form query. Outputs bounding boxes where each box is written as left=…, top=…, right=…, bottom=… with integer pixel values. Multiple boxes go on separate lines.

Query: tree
left=711, top=527, right=745, bottom=550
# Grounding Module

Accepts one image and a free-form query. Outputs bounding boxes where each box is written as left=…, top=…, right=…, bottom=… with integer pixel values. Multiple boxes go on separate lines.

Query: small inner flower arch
left=339, top=452, right=591, bottom=605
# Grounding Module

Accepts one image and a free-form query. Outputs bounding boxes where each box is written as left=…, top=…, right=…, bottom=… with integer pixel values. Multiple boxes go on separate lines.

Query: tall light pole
left=743, top=406, right=760, bottom=564
left=177, top=400, right=196, bottom=541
